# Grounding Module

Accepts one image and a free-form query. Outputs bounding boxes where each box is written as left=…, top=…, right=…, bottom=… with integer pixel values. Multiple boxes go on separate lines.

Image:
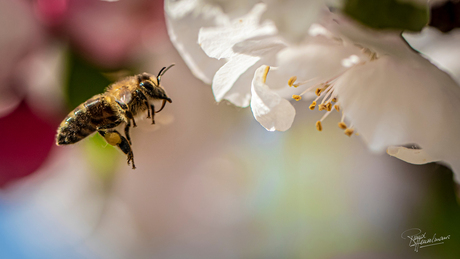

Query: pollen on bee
left=344, top=128, right=354, bottom=137
left=292, top=95, right=302, bottom=101
left=338, top=122, right=347, bottom=129
left=288, top=76, right=297, bottom=87
left=309, top=101, right=317, bottom=110
left=326, top=103, right=332, bottom=111
left=316, top=121, right=322, bottom=131
left=104, top=132, right=122, bottom=146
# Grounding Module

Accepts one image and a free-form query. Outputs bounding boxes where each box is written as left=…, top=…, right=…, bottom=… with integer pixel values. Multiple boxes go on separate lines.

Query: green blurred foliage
left=84, top=133, right=119, bottom=182
left=64, top=51, right=112, bottom=110
left=343, top=0, right=429, bottom=32
left=416, top=165, right=460, bottom=258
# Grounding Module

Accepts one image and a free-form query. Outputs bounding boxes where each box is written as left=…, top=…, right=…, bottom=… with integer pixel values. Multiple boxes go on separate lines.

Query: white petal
left=232, top=35, right=287, bottom=57
left=276, top=36, right=367, bottom=83
left=250, top=65, right=296, bottom=131
left=387, top=146, right=439, bottom=165
left=321, top=12, right=414, bottom=59
left=202, top=0, right=259, bottom=18
left=261, top=0, right=332, bottom=43
left=165, top=0, right=226, bottom=84
left=212, top=54, right=260, bottom=106
left=198, top=3, right=277, bottom=59
left=404, top=27, right=460, bottom=85
left=333, top=55, right=460, bottom=180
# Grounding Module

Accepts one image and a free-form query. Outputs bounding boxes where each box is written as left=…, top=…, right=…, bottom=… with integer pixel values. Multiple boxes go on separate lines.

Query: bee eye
left=140, top=81, right=154, bottom=90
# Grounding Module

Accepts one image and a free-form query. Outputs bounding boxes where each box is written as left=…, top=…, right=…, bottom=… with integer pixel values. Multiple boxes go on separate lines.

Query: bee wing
left=116, top=87, right=132, bottom=104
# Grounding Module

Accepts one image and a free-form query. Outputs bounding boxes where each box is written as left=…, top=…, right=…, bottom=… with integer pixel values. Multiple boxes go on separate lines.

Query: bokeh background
left=0, top=0, right=459, bottom=258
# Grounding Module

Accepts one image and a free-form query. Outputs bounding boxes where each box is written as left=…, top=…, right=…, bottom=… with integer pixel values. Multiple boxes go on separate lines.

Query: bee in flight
left=56, top=65, right=174, bottom=169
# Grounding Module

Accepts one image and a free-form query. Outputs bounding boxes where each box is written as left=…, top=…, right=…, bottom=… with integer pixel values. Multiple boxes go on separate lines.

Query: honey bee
left=56, top=65, right=174, bottom=169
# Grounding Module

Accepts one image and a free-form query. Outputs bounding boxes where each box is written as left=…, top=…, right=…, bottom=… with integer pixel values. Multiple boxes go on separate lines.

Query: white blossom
left=165, top=0, right=227, bottom=84
left=166, top=0, right=460, bottom=182
left=250, top=65, right=296, bottom=131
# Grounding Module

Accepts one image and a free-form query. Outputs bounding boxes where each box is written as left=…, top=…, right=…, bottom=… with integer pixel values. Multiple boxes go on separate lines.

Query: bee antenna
left=157, top=64, right=175, bottom=83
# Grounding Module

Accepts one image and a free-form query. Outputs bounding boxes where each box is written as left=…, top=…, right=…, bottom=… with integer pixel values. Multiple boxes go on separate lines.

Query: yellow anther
left=292, top=95, right=302, bottom=101
left=262, top=66, right=270, bottom=84
left=318, top=104, right=326, bottom=111
left=288, top=76, right=297, bottom=87
left=344, top=128, right=354, bottom=137
left=316, top=121, right=322, bottom=131
left=334, top=105, right=340, bottom=111
left=332, top=98, right=337, bottom=103
left=326, top=103, right=332, bottom=111
left=315, top=88, right=323, bottom=96
left=309, top=101, right=316, bottom=110
left=338, top=122, right=347, bottom=130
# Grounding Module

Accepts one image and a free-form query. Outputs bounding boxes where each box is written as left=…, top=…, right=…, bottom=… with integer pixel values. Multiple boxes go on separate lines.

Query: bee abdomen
left=56, top=95, right=118, bottom=145
left=56, top=104, right=97, bottom=145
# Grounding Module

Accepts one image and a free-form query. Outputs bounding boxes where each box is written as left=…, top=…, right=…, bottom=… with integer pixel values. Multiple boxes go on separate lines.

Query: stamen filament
left=320, top=84, right=334, bottom=104
left=320, top=110, right=333, bottom=122
left=300, top=83, right=322, bottom=96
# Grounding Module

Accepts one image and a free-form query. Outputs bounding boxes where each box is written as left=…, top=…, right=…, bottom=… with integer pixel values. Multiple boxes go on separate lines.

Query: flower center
left=287, top=47, right=379, bottom=136
left=289, top=72, right=355, bottom=136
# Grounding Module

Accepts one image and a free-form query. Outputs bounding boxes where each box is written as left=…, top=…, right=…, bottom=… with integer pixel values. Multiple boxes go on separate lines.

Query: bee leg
left=136, top=89, right=151, bottom=118
left=98, top=130, right=136, bottom=169
left=146, top=103, right=151, bottom=119
left=150, top=104, right=155, bottom=124
left=115, top=100, right=137, bottom=128
left=124, top=121, right=132, bottom=145
left=126, top=111, right=137, bottom=128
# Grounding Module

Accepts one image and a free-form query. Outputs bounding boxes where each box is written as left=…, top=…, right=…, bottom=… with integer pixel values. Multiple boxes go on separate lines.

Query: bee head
left=138, top=64, right=174, bottom=104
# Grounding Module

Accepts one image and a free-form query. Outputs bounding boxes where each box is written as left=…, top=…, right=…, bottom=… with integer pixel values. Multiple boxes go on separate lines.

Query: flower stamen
left=320, top=110, right=333, bottom=122
left=316, top=121, right=322, bottom=131
left=288, top=76, right=297, bottom=87
left=292, top=95, right=302, bottom=101
left=320, top=84, right=334, bottom=104
left=262, top=66, right=270, bottom=83
left=344, top=128, right=354, bottom=137
left=315, top=88, right=323, bottom=96
left=338, top=122, right=347, bottom=129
